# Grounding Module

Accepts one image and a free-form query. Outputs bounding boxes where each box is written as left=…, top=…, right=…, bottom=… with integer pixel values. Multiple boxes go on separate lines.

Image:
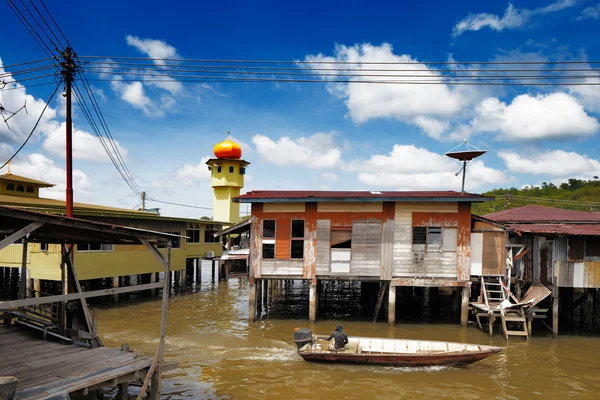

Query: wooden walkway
left=0, top=325, right=155, bottom=399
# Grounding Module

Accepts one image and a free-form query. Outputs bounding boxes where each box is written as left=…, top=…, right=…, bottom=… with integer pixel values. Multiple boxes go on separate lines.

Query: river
left=96, top=268, right=600, bottom=399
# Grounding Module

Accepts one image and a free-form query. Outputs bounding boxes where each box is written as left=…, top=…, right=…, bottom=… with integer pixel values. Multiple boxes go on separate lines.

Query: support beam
left=195, top=258, right=201, bottom=284
left=148, top=367, right=161, bottom=400
left=19, top=240, right=28, bottom=299
left=586, top=289, right=594, bottom=332
left=461, top=286, right=470, bottom=328
left=180, top=269, right=186, bottom=286
left=150, top=272, right=157, bottom=297
left=112, top=277, right=119, bottom=303
left=211, top=259, right=216, bottom=282
left=552, top=277, right=559, bottom=338
left=309, top=281, right=317, bottom=322
left=0, top=222, right=43, bottom=251
left=388, top=284, right=396, bottom=326
left=256, top=279, right=263, bottom=316
left=33, top=279, right=41, bottom=298
left=248, top=279, right=257, bottom=321
left=117, top=382, right=128, bottom=400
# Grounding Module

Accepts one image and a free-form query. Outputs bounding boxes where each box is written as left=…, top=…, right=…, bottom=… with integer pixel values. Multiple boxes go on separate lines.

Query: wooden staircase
left=475, top=276, right=529, bottom=340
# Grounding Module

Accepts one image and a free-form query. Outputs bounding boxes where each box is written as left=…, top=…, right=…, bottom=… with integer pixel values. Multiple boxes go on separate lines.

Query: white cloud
left=302, top=44, right=467, bottom=138
left=0, top=143, right=13, bottom=163
left=176, top=156, right=211, bottom=185
left=110, top=79, right=160, bottom=117
left=320, top=172, right=338, bottom=182
left=499, top=150, right=600, bottom=177
left=412, top=116, right=450, bottom=140
left=9, top=153, right=91, bottom=201
left=349, top=144, right=508, bottom=191
left=577, top=3, right=600, bottom=20
left=126, top=35, right=179, bottom=62
left=43, top=122, right=128, bottom=162
left=252, top=132, right=342, bottom=168
left=461, top=92, right=599, bottom=141
left=453, top=0, right=577, bottom=36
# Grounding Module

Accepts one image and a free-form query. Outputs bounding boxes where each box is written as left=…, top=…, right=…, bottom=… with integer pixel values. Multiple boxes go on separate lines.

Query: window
left=16, top=185, right=24, bottom=192
left=262, top=220, right=276, bottom=259
left=217, top=166, right=222, bottom=173
left=442, top=228, right=457, bottom=252
left=587, top=237, right=600, bottom=257
left=412, top=226, right=446, bottom=252
left=186, top=229, right=200, bottom=243
left=6, top=183, right=15, bottom=191
left=77, top=243, right=114, bottom=252
left=291, top=220, right=304, bottom=259
left=569, top=237, right=585, bottom=261
left=40, top=243, right=48, bottom=252
left=240, top=167, right=246, bottom=175
left=26, top=186, right=34, bottom=193
left=228, top=166, right=234, bottom=173
left=158, top=232, right=181, bottom=249
left=331, top=228, right=351, bottom=273
left=263, top=220, right=275, bottom=238
left=412, top=227, right=427, bottom=252
left=204, top=225, right=220, bottom=243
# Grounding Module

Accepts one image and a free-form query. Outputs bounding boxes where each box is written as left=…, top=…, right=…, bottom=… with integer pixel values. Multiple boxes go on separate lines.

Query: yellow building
left=205, top=135, right=250, bottom=223
left=0, top=172, right=226, bottom=288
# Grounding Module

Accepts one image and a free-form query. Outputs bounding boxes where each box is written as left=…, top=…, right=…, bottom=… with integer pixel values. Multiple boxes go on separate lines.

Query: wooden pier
left=0, top=325, right=173, bottom=399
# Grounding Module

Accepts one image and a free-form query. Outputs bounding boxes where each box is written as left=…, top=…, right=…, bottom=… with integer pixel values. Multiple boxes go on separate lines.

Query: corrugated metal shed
left=235, top=190, right=492, bottom=203
left=485, top=205, right=600, bottom=223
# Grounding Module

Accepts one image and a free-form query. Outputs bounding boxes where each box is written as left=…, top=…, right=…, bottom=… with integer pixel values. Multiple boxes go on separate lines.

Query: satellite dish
left=445, top=140, right=487, bottom=194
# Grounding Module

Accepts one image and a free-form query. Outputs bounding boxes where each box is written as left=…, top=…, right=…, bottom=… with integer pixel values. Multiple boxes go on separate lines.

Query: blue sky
left=1, top=0, right=599, bottom=218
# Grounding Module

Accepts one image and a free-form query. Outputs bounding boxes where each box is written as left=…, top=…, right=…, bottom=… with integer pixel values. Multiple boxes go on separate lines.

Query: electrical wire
left=146, top=197, right=214, bottom=211
left=0, top=81, right=57, bottom=91
left=39, top=0, right=70, bottom=47
left=0, top=81, right=61, bottom=170
left=78, top=55, right=600, bottom=65
left=0, top=58, right=52, bottom=69
left=27, top=0, right=67, bottom=52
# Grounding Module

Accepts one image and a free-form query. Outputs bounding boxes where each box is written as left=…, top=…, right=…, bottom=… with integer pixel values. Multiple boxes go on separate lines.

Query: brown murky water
left=96, top=267, right=600, bottom=400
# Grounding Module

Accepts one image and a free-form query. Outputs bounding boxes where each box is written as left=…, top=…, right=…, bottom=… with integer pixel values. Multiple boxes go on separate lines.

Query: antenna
left=445, top=139, right=487, bottom=194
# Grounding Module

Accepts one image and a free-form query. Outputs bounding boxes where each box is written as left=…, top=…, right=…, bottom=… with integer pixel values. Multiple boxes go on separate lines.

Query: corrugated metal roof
left=235, top=190, right=492, bottom=203
left=0, top=174, right=54, bottom=187
left=507, top=223, right=600, bottom=236
left=0, top=194, right=228, bottom=224
left=484, top=205, right=600, bottom=223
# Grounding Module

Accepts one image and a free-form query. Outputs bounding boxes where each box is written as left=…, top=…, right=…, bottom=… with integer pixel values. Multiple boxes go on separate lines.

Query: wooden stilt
left=195, top=258, right=201, bottom=284
left=148, top=366, right=161, bottom=400
left=552, top=276, right=559, bottom=338
left=263, top=279, right=268, bottom=307
left=33, top=278, right=41, bottom=298
left=388, top=284, right=396, bottom=326
left=256, top=279, right=263, bottom=316
left=180, top=269, right=186, bottom=286
left=117, top=382, right=128, bottom=400
left=211, top=259, right=216, bottom=282
left=248, top=279, right=257, bottom=321
left=309, top=281, right=317, bottom=322
left=19, top=240, right=28, bottom=299
left=461, top=286, right=470, bottom=327
left=586, top=288, right=594, bottom=332
left=150, top=272, right=157, bottom=297
left=112, top=276, right=119, bottom=303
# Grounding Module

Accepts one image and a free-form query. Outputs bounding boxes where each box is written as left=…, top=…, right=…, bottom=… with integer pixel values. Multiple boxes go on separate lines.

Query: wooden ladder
left=500, top=280, right=529, bottom=340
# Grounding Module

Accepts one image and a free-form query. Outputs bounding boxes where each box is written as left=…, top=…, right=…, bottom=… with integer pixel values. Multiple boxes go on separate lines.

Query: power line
left=78, top=55, right=600, bottom=65
left=0, top=81, right=58, bottom=91
left=0, top=58, right=52, bottom=69
left=146, top=197, right=214, bottom=211
left=39, top=0, right=70, bottom=47
left=497, top=195, right=600, bottom=207
left=0, top=81, right=61, bottom=170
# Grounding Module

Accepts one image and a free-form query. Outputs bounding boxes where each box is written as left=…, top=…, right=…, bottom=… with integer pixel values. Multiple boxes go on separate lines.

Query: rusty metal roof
left=235, top=190, right=492, bottom=203
left=506, top=223, right=600, bottom=236
left=484, top=205, right=600, bottom=223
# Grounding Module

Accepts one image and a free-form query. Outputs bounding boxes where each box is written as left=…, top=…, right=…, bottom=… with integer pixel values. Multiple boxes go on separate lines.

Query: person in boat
left=326, top=324, right=348, bottom=352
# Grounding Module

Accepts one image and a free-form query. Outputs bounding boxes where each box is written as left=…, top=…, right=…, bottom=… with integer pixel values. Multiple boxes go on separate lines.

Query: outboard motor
left=293, top=328, right=313, bottom=350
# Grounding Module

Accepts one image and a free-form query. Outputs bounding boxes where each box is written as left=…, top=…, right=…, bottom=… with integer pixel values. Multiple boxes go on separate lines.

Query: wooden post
left=33, top=278, right=41, bottom=298
left=211, top=259, right=216, bottom=282
left=461, top=286, right=470, bottom=328
left=552, top=276, right=559, bottom=338
left=309, top=281, right=317, bottom=322
left=256, top=279, right=263, bottom=316
left=117, top=382, right=128, bottom=400
left=263, top=279, right=268, bottom=307
left=19, top=240, right=28, bottom=299
left=148, top=367, right=161, bottom=400
left=180, top=269, right=186, bottom=286
left=248, top=279, right=257, bottom=321
left=195, top=258, right=201, bottom=284
left=112, top=276, right=119, bottom=303
left=586, top=289, right=594, bottom=332
left=60, top=244, right=67, bottom=335
left=388, top=284, right=396, bottom=326
left=150, top=272, right=157, bottom=297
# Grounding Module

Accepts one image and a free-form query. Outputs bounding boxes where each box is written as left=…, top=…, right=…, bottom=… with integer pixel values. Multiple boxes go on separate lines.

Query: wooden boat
left=294, top=329, right=503, bottom=367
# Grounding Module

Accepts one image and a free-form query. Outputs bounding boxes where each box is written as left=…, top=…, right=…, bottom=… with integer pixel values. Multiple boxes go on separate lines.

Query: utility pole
left=504, top=194, right=510, bottom=210
left=60, top=47, right=76, bottom=217
left=141, top=191, right=146, bottom=211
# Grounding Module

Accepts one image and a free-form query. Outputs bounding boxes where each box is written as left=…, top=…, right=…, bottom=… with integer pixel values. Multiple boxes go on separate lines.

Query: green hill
left=472, top=178, right=600, bottom=216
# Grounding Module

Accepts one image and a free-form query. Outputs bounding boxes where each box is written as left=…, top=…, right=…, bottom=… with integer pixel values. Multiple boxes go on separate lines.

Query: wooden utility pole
left=61, top=47, right=76, bottom=217
left=141, top=191, right=146, bottom=211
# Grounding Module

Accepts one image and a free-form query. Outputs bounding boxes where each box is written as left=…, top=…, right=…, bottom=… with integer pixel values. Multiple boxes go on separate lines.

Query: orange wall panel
left=276, top=218, right=291, bottom=259
left=412, top=212, right=459, bottom=227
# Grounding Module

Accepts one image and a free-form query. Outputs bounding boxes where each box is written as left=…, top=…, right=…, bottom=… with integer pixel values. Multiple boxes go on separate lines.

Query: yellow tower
left=206, top=134, right=250, bottom=223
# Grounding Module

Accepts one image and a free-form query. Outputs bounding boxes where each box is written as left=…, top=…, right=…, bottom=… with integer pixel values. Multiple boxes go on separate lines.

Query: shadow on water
left=94, top=267, right=600, bottom=400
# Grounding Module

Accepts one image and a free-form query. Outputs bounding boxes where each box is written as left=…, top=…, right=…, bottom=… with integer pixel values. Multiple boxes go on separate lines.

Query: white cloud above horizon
left=577, top=3, right=600, bottom=20
left=252, top=132, right=342, bottom=168
left=499, top=149, right=600, bottom=178
left=453, top=0, right=578, bottom=37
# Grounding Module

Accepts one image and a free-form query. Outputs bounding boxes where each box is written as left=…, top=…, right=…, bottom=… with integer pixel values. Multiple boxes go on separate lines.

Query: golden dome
left=214, top=134, right=242, bottom=159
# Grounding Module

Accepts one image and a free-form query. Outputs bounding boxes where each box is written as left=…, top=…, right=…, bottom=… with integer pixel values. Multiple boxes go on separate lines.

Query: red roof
left=235, top=190, right=491, bottom=203
left=484, top=205, right=600, bottom=223
left=506, top=223, right=600, bottom=236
